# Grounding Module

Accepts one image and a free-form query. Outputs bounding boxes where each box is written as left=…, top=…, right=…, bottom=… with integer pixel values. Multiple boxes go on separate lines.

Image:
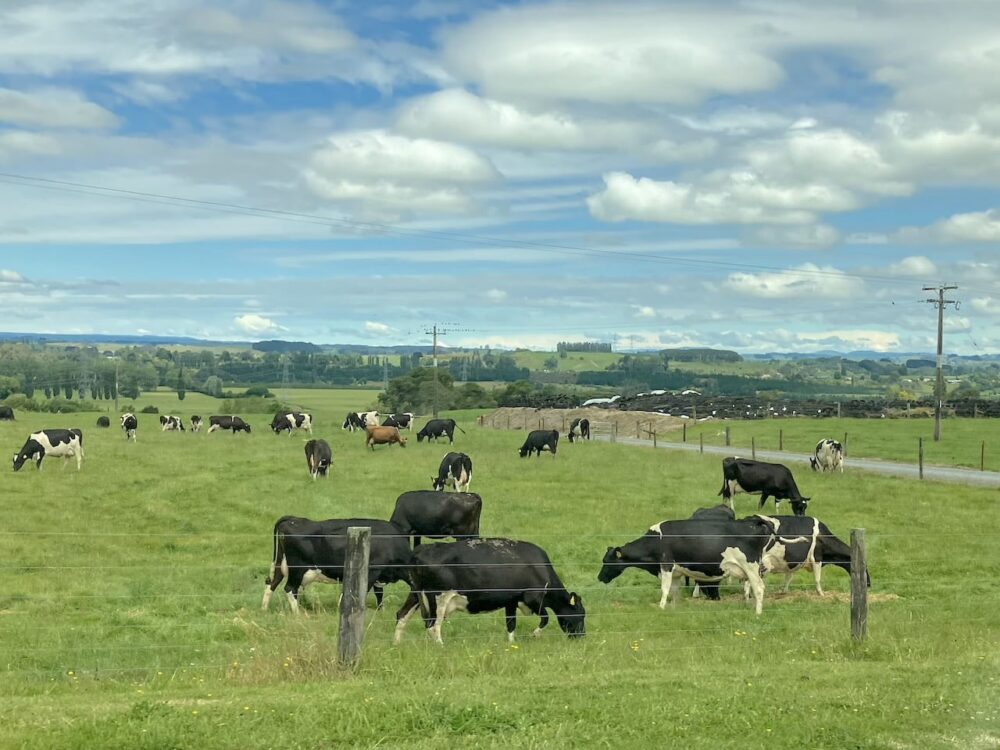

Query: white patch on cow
left=286, top=591, right=300, bottom=614
left=507, top=630, right=516, bottom=644
left=300, top=568, right=337, bottom=593
left=726, top=479, right=744, bottom=497
left=720, top=547, right=765, bottom=615
left=658, top=567, right=673, bottom=608
left=261, top=584, right=274, bottom=610
left=649, top=521, right=664, bottom=537
left=393, top=600, right=420, bottom=644
left=430, top=590, right=468, bottom=644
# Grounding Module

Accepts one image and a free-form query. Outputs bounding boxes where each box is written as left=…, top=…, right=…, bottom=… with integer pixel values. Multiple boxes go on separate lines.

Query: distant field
left=0, top=391, right=997, bottom=748
left=511, top=350, right=622, bottom=372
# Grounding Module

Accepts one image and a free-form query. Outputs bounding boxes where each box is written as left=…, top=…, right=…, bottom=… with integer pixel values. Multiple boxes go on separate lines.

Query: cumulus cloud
left=971, top=297, right=1000, bottom=316
left=904, top=208, right=1000, bottom=243
left=485, top=288, right=507, bottom=301
left=745, top=224, right=840, bottom=248
left=888, top=256, right=937, bottom=276
left=721, top=264, right=865, bottom=300
left=234, top=313, right=284, bottom=334
left=364, top=321, right=394, bottom=335
left=0, top=87, right=118, bottom=129
left=634, top=305, right=656, bottom=318
left=0, top=269, right=27, bottom=283
left=0, top=131, right=61, bottom=159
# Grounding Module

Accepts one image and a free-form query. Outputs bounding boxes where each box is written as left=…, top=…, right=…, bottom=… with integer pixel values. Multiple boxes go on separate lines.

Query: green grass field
left=1, top=397, right=998, bottom=749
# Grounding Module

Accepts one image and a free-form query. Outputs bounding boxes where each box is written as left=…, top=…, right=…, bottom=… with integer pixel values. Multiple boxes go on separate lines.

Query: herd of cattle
left=5, top=404, right=858, bottom=645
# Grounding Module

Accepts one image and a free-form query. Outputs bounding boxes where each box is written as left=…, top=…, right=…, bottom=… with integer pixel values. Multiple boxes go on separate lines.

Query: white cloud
left=971, top=297, right=1000, bottom=316
left=0, top=87, right=118, bottom=129
left=745, top=224, right=840, bottom=248
left=911, top=208, right=1000, bottom=243
left=234, top=313, right=284, bottom=334
left=485, top=288, right=507, bottom=301
left=634, top=305, right=656, bottom=318
left=364, top=321, right=394, bottom=335
left=0, top=269, right=27, bottom=283
left=0, top=131, right=61, bottom=158
left=888, top=256, right=937, bottom=276
left=795, top=329, right=901, bottom=352
left=111, top=79, right=185, bottom=105
left=721, top=264, right=865, bottom=300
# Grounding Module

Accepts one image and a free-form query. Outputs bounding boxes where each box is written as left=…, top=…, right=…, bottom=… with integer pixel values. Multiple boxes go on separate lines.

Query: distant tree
left=543, top=356, right=559, bottom=370
left=243, top=385, right=272, bottom=398
left=177, top=366, right=186, bottom=401
left=203, top=375, right=223, bottom=397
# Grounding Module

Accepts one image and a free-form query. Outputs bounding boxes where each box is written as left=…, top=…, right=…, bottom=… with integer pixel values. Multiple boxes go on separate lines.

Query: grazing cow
left=758, top=515, right=869, bottom=595
left=361, top=410, right=380, bottom=428
left=382, top=412, right=414, bottom=430
left=598, top=516, right=775, bottom=615
left=262, top=516, right=411, bottom=613
left=518, top=429, right=559, bottom=458
left=207, top=415, right=251, bottom=434
left=96, top=416, right=110, bottom=428
left=160, top=415, right=185, bottom=432
left=120, top=413, right=137, bottom=442
left=303, top=439, right=332, bottom=480
left=190, top=416, right=203, bottom=433
left=342, top=412, right=366, bottom=432
left=394, top=538, right=585, bottom=645
left=433, top=452, right=473, bottom=492
left=390, top=490, right=482, bottom=547
left=810, top=439, right=845, bottom=473
left=416, top=418, right=465, bottom=444
left=365, top=425, right=406, bottom=450
left=12, top=428, right=84, bottom=471
left=568, top=418, right=590, bottom=442
left=687, top=504, right=737, bottom=598
left=271, top=412, right=313, bottom=436
left=719, top=457, right=810, bottom=516
left=0, top=405, right=14, bottom=421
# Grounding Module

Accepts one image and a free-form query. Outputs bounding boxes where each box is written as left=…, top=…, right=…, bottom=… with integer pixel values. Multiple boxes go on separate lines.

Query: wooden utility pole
left=922, top=284, right=959, bottom=442
left=422, top=324, right=470, bottom=418
left=338, top=527, right=371, bottom=667
left=114, top=357, right=120, bottom=413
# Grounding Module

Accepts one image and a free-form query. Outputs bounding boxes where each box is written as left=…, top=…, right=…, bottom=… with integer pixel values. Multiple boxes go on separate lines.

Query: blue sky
left=1, top=0, right=999, bottom=353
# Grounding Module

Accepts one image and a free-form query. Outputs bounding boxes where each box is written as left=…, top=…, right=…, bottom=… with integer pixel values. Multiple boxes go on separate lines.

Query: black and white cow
left=120, top=413, right=137, bottom=442
left=687, top=504, right=738, bottom=598
left=12, top=428, right=84, bottom=471
left=207, top=415, right=251, bottom=434
left=719, top=457, right=810, bottom=516
left=416, top=418, right=465, bottom=444
left=432, top=452, right=473, bottom=492
left=568, top=418, right=590, bottom=442
left=304, top=439, right=332, bottom=480
left=598, top=516, right=775, bottom=615
left=758, top=515, right=869, bottom=595
left=160, top=415, right=185, bottom=432
left=390, top=490, right=482, bottom=547
left=96, top=416, right=110, bottom=428
left=190, top=416, right=203, bottom=433
left=394, top=538, right=586, bottom=645
left=0, top=405, right=14, bottom=421
left=810, top=439, right=845, bottom=473
left=342, top=412, right=368, bottom=432
left=262, top=516, right=411, bottom=613
left=271, top=412, right=313, bottom=435
left=382, top=412, right=414, bottom=430
left=518, top=429, right=559, bottom=458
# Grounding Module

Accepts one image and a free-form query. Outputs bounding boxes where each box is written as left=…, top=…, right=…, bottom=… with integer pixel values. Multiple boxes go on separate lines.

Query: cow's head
left=809, top=457, right=819, bottom=471
left=790, top=497, right=810, bottom=516
left=398, top=436, right=406, bottom=447
left=597, top=547, right=626, bottom=583
left=518, top=446, right=529, bottom=458
left=555, top=592, right=586, bottom=638
left=416, top=432, right=426, bottom=443
left=12, top=451, right=25, bottom=471
left=431, top=476, right=445, bottom=491
left=242, top=423, right=252, bottom=433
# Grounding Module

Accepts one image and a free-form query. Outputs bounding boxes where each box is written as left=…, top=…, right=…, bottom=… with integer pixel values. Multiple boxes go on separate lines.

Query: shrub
left=140, top=405, right=159, bottom=414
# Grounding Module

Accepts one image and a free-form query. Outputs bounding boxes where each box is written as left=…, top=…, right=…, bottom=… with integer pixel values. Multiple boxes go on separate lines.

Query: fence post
left=850, top=529, right=868, bottom=642
left=725, top=426, right=731, bottom=447
left=562, top=415, right=566, bottom=431
left=751, top=436, right=756, bottom=460
left=837, top=401, right=842, bottom=418
left=506, top=415, right=510, bottom=431
left=636, top=420, right=640, bottom=439
left=652, top=430, right=657, bottom=448
left=918, top=437, right=924, bottom=480
left=699, top=433, right=704, bottom=454
left=338, top=526, right=371, bottom=668
left=538, top=418, right=543, bottom=430
left=682, top=422, right=687, bottom=443
left=612, top=422, right=617, bottom=444
left=981, top=441, right=986, bottom=472
left=779, top=429, right=783, bottom=451
left=843, top=432, right=849, bottom=458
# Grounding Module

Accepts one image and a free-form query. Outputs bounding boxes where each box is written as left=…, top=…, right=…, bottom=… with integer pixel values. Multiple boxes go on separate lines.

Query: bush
left=3, top=394, right=102, bottom=413
left=140, top=405, right=159, bottom=414
left=243, top=385, right=273, bottom=398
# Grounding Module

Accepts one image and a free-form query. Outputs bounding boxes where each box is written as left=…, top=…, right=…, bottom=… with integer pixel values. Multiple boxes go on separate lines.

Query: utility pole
left=281, top=357, right=290, bottom=401
left=114, top=357, right=119, bottom=413
left=922, top=284, right=959, bottom=442
left=422, top=324, right=471, bottom=417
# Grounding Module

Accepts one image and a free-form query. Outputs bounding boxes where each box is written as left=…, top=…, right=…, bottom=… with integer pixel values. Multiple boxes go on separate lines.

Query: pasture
left=1, top=399, right=998, bottom=749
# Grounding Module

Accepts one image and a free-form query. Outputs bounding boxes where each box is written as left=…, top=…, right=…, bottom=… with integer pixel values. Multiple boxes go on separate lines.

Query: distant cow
left=361, top=410, right=380, bottom=428
left=190, top=416, right=203, bottom=433
left=432, top=452, right=473, bottom=492
left=207, top=415, right=251, bottom=434
left=598, top=516, right=775, bottom=614
left=416, top=418, right=465, bottom=444
left=271, top=412, right=313, bottom=436
left=810, top=439, right=844, bottom=473
left=96, top=416, right=110, bottom=428
left=382, top=412, right=414, bottom=430
left=390, top=490, right=482, bottom=547
left=719, top=457, right=809, bottom=516
left=342, top=412, right=366, bottom=432
left=568, top=418, right=590, bottom=442
left=160, top=415, right=185, bottom=432
left=758, top=515, right=869, bottom=595
left=121, top=413, right=137, bottom=442
left=366, top=425, right=406, bottom=450
left=394, top=539, right=585, bottom=645
left=13, top=428, right=85, bottom=471
left=262, top=516, right=411, bottom=612
left=304, top=439, right=332, bottom=480
left=0, top=406, right=14, bottom=421
left=518, top=429, right=559, bottom=458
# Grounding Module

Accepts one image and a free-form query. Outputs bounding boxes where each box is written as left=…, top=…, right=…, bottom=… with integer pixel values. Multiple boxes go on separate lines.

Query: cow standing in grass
left=758, top=515, right=869, bottom=595
left=719, top=457, right=809, bottom=516
left=304, top=439, right=332, bottom=480
left=432, top=452, right=472, bottom=492
left=121, top=413, right=137, bottom=442
left=366, top=425, right=406, bottom=450
left=519, top=429, right=559, bottom=458
left=13, top=429, right=84, bottom=471
left=810, top=439, right=845, bottom=473
left=389, top=490, right=482, bottom=547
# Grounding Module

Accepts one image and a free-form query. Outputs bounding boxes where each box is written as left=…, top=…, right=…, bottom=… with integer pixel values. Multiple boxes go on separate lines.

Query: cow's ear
left=569, top=594, right=577, bottom=606
left=614, top=548, right=623, bottom=559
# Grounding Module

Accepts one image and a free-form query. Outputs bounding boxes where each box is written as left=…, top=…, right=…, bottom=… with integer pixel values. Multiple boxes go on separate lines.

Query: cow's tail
left=455, top=423, right=466, bottom=434
left=266, top=522, right=288, bottom=589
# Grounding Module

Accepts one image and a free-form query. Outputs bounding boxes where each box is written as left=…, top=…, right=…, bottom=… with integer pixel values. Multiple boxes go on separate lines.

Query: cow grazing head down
left=789, top=498, right=810, bottom=516
left=12, top=448, right=36, bottom=472
left=809, top=457, right=819, bottom=471
left=555, top=592, right=587, bottom=638
left=597, top=547, right=627, bottom=584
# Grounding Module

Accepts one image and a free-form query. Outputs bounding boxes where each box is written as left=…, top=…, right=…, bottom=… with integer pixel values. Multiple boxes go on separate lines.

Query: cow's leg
left=782, top=572, right=794, bottom=593
left=284, top=584, right=301, bottom=614
left=691, top=579, right=701, bottom=598
left=659, top=566, right=679, bottom=609
left=532, top=607, right=550, bottom=637
left=758, top=492, right=770, bottom=511
left=430, top=591, right=467, bottom=645
left=505, top=602, right=517, bottom=643
left=813, top=564, right=824, bottom=596
left=373, top=584, right=385, bottom=609
left=394, top=592, right=421, bottom=644
left=262, top=552, right=285, bottom=610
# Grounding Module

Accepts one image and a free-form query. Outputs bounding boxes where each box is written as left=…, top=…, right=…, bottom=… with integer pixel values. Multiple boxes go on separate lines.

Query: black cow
left=390, top=490, right=482, bottom=547
left=416, top=418, right=465, bottom=444
left=207, top=415, right=251, bottom=434
left=190, top=416, right=203, bottom=433
left=433, top=452, right=473, bottom=492
left=12, top=428, right=85, bottom=471
left=687, top=504, right=738, bottom=598
left=719, top=457, right=810, bottom=516
left=271, top=412, right=313, bottom=435
left=304, top=439, right=332, bottom=480
left=96, top=416, right=110, bottom=428
left=394, top=538, right=585, bottom=645
left=0, top=406, right=14, bottom=421
left=758, top=515, right=870, bottom=595
left=160, top=415, right=185, bottom=432
left=598, top=516, right=775, bottom=614
left=342, top=412, right=366, bottom=432
left=262, top=516, right=411, bottom=613
left=568, top=418, right=590, bottom=442
left=518, top=429, right=559, bottom=458
left=120, top=413, right=137, bottom=442
left=382, top=412, right=414, bottom=430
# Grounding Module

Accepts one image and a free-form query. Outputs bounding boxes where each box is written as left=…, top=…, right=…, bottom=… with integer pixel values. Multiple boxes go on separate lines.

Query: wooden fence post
left=682, top=422, right=687, bottom=442
left=918, top=437, right=924, bottom=480
left=538, top=418, right=543, bottom=430
left=612, top=422, right=617, bottom=444
left=636, top=420, right=641, bottom=439
left=506, top=415, right=511, bottom=431
left=338, top=526, right=371, bottom=668
left=850, top=529, right=868, bottom=642
left=751, top=436, right=756, bottom=460
left=981, top=441, right=986, bottom=472
left=779, top=429, right=783, bottom=451
left=699, top=433, right=704, bottom=454
left=843, top=432, right=849, bottom=458
left=652, top=430, right=657, bottom=448
left=562, top=415, right=566, bottom=431
left=725, top=426, right=731, bottom=447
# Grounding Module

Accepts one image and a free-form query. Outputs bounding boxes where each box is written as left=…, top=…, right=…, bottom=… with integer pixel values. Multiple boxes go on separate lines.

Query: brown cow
left=366, top=425, right=406, bottom=450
